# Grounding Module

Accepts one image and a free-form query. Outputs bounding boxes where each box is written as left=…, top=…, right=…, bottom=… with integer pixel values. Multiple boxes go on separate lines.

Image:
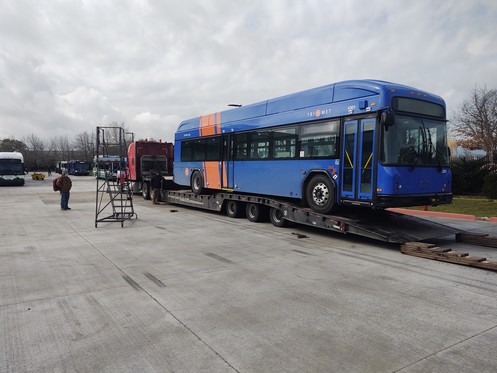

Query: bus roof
left=176, top=79, right=445, bottom=137
left=0, top=152, right=24, bottom=162
left=94, top=155, right=121, bottom=161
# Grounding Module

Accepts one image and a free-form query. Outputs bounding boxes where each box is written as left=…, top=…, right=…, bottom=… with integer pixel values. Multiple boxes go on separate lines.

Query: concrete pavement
left=1, top=176, right=497, bottom=372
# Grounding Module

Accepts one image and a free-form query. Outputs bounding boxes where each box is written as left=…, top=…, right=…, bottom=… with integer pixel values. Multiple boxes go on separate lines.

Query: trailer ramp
left=269, top=204, right=460, bottom=243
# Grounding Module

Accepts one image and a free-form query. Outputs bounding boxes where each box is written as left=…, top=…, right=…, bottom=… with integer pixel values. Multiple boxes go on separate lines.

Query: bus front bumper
left=374, top=193, right=453, bottom=208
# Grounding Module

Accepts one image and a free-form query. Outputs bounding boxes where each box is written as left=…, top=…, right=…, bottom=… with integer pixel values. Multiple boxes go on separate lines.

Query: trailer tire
left=142, top=182, right=150, bottom=200
left=226, top=200, right=244, bottom=218
left=246, top=203, right=267, bottom=222
left=306, top=174, right=335, bottom=214
left=269, top=207, right=286, bottom=227
left=191, top=170, right=204, bottom=195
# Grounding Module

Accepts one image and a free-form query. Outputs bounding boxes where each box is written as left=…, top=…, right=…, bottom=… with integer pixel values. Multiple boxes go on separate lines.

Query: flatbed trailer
left=162, top=189, right=460, bottom=244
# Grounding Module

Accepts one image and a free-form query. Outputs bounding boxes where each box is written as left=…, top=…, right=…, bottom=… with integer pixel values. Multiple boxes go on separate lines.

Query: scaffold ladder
left=94, top=126, right=137, bottom=227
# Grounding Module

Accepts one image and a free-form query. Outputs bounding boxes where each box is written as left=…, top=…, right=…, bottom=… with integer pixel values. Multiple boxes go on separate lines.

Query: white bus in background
left=93, top=155, right=121, bottom=180
left=54, top=160, right=68, bottom=174
left=0, top=152, right=26, bottom=186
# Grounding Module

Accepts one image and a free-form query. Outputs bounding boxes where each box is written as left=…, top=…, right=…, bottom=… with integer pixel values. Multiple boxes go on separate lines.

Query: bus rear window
left=393, top=97, right=445, bottom=118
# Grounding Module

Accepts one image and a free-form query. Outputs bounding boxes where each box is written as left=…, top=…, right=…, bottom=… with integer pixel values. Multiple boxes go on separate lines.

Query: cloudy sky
left=1, top=0, right=496, bottom=144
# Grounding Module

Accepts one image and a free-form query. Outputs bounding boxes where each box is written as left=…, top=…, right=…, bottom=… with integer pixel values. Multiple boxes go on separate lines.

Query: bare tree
left=46, top=137, right=61, bottom=167
left=74, top=130, right=95, bottom=161
left=452, top=86, right=497, bottom=163
left=23, top=134, right=47, bottom=170
left=96, top=122, right=130, bottom=157
left=55, top=135, right=71, bottom=161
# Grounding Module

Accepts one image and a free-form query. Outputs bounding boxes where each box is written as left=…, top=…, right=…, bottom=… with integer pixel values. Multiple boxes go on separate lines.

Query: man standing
left=150, top=172, right=163, bottom=205
left=56, top=169, right=72, bottom=210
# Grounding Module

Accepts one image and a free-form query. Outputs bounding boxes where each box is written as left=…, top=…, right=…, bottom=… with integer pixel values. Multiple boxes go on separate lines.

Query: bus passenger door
left=340, top=120, right=357, bottom=199
left=340, top=119, right=376, bottom=201
left=357, top=119, right=375, bottom=200
left=221, top=134, right=234, bottom=190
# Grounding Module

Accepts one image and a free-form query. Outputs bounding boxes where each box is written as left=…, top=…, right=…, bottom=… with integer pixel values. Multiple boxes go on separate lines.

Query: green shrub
left=482, top=171, right=497, bottom=199
left=451, top=157, right=489, bottom=195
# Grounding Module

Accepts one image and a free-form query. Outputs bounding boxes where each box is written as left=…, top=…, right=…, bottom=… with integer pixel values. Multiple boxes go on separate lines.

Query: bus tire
left=142, top=182, right=150, bottom=200
left=191, top=170, right=204, bottom=194
left=269, top=207, right=286, bottom=227
left=226, top=200, right=243, bottom=218
left=246, top=203, right=267, bottom=222
left=306, top=174, right=335, bottom=214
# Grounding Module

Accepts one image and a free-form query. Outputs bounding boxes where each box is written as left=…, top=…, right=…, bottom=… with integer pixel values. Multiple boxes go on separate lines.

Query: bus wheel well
left=190, top=169, right=204, bottom=194
left=302, top=171, right=334, bottom=204
left=302, top=171, right=336, bottom=214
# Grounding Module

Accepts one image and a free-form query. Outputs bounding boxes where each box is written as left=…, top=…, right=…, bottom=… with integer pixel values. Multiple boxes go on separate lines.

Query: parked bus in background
left=173, top=80, right=452, bottom=214
left=67, top=160, right=92, bottom=176
left=93, top=155, right=121, bottom=180
left=55, top=161, right=68, bottom=174
left=0, top=152, right=26, bottom=186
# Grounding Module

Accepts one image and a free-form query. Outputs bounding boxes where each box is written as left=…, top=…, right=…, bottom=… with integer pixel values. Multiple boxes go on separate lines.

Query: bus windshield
left=380, top=115, right=449, bottom=166
left=74, top=163, right=90, bottom=172
left=0, top=160, right=24, bottom=175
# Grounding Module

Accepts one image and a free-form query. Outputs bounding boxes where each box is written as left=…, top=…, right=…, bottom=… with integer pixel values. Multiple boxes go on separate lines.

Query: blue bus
left=67, top=160, right=92, bottom=176
left=173, top=80, right=452, bottom=214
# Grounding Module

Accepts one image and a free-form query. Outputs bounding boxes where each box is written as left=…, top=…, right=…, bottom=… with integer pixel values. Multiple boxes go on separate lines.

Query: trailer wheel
left=226, top=200, right=244, bottom=218
left=142, top=182, right=150, bottom=200
left=246, top=203, right=268, bottom=222
left=191, top=171, right=204, bottom=194
left=269, top=207, right=286, bottom=227
left=306, top=175, right=335, bottom=214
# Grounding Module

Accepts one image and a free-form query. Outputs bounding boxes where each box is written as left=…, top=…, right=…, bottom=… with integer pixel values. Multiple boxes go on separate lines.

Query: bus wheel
left=306, top=175, right=335, bottom=214
left=246, top=203, right=267, bottom=222
left=191, top=171, right=204, bottom=194
left=142, top=182, right=150, bottom=200
left=226, top=200, right=244, bottom=218
left=269, top=207, right=286, bottom=227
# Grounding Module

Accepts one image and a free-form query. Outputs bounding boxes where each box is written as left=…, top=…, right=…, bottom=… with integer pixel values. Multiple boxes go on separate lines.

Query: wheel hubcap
left=249, top=206, right=256, bottom=217
left=312, top=182, right=329, bottom=206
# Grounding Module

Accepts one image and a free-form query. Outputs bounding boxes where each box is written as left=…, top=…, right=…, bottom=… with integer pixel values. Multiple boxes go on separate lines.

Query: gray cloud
left=1, top=0, right=496, bottom=142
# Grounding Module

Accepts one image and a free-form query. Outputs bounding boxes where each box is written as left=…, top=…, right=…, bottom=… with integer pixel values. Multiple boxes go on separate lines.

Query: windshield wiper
left=419, top=120, right=434, bottom=163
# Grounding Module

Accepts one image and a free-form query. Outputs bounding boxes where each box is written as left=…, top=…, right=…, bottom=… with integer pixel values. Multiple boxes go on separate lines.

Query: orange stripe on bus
left=204, top=161, right=221, bottom=189
left=200, top=114, right=215, bottom=136
left=222, top=162, right=227, bottom=187
left=216, top=112, right=221, bottom=134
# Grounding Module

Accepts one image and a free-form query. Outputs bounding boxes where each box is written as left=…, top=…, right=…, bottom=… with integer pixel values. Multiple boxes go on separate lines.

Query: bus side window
left=205, top=136, right=221, bottom=161
left=249, top=131, right=270, bottom=159
left=299, top=120, right=339, bottom=158
left=181, top=141, right=193, bottom=162
left=273, top=127, right=297, bottom=159
left=235, top=134, right=248, bottom=160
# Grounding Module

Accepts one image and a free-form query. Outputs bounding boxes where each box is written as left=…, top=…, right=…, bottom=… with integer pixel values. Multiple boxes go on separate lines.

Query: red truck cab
left=127, top=140, right=173, bottom=199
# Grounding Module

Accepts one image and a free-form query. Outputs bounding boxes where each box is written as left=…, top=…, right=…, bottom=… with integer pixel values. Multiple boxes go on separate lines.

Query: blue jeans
left=60, top=191, right=70, bottom=209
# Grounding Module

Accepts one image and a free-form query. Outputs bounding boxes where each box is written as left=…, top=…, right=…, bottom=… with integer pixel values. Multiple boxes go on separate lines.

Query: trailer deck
left=163, top=190, right=460, bottom=244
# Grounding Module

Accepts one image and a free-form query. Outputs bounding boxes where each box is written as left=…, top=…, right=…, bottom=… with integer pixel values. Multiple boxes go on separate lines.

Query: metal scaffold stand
left=94, top=126, right=137, bottom=228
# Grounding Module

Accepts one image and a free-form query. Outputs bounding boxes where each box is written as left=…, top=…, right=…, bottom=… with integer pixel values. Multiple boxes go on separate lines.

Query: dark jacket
left=150, top=174, right=163, bottom=189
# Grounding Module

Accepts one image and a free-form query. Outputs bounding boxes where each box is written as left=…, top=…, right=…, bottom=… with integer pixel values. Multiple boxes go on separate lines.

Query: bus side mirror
left=381, top=111, right=395, bottom=127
